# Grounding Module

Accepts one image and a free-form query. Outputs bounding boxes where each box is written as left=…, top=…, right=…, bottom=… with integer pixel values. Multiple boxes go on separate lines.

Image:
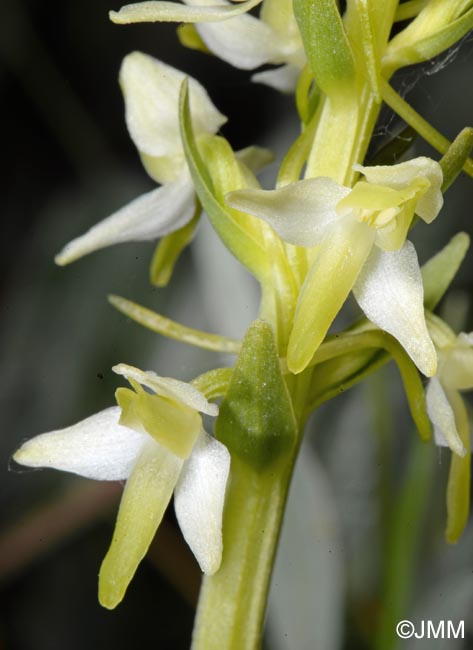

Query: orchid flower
left=13, top=363, right=230, bottom=609
left=110, top=0, right=305, bottom=93
left=425, top=321, right=472, bottom=541
left=227, top=157, right=443, bottom=375
left=55, top=52, right=226, bottom=265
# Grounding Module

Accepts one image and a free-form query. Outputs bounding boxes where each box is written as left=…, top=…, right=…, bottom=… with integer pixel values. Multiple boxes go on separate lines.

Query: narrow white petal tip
left=426, top=379, right=466, bottom=456
left=175, top=433, right=230, bottom=574
left=416, top=342, right=438, bottom=378
left=120, top=51, right=226, bottom=158
left=354, top=242, right=437, bottom=376
left=113, top=363, right=219, bottom=416
left=13, top=407, right=145, bottom=480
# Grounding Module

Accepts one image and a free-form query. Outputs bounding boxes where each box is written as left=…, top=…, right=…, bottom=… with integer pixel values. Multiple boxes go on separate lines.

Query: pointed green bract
left=422, top=232, right=470, bottom=310
left=293, top=0, right=356, bottom=97
left=215, top=321, right=297, bottom=469
left=179, top=80, right=269, bottom=283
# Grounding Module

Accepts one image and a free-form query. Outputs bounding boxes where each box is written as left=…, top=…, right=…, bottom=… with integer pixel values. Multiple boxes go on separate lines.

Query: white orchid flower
left=227, top=157, right=443, bottom=375
left=426, top=331, right=473, bottom=457
left=13, top=363, right=230, bottom=609
left=110, top=0, right=305, bottom=93
left=55, top=52, right=226, bottom=265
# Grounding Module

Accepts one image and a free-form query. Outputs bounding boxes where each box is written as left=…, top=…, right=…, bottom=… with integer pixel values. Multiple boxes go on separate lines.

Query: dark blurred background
left=1, top=1, right=473, bottom=648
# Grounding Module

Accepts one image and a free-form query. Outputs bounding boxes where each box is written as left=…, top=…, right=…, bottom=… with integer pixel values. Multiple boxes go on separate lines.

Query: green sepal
left=307, top=348, right=387, bottom=412
left=293, top=0, right=356, bottom=97
left=306, top=330, right=431, bottom=441
left=215, top=321, right=297, bottom=469
left=150, top=211, right=200, bottom=286
left=116, top=387, right=201, bottom=459
left=177, top=24, right=211, bottom=53
left=422, top=232, right=470, bottom=311
left=179, top=79, right=269, bottom=283
left=439, top=127, right=473, bottom=192
left=191, top=368, right=233, bottom=400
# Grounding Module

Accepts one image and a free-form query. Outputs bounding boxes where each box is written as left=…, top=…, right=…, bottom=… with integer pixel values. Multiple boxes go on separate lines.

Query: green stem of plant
left=191, top=450, right=298, bottom=650
left=375, top=436, right=435, bottom=650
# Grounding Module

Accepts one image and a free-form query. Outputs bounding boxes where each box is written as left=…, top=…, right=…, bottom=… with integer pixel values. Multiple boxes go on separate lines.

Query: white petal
left=354, top=157, right=443, bottom=223
left=120, top=51, right=226, bottom=158
left=174, top=431, right=230, bottom=574
left=426, top=379, right=466, bottom=456
left=99, top=439, right=183, bottom=608
left=55, top=175, right=195, bottom=265
left=226, top=178, right=347, bottom=246
left=353, top=241, right=437, bottom=376
left=190, top=1, right=289, bottom=69
left=13, top=407, right=147, bottom=480
left=111, top=0, right=262, bottom=23
left=251, top=64, right=300, bottom=93
left=113, top=363, right=219, bottom=416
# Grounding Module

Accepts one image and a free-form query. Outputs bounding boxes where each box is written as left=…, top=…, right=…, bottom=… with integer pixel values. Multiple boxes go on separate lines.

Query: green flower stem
left=375, top=436, right=435, bottom=650
left=191, top=448, right=299, bottom=650
left=380, top=79, right=473, bottom=177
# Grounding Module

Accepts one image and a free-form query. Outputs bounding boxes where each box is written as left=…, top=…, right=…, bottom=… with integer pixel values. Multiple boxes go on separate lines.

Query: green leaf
left=293, top=0, right=356, bottom=97
left=179, top=80, right=269, bottom=283
left=422, top=232, right=470, bottom=310
left=216, top=320, right=297, bottom=469
left=150, top=212, right=200, bottom=287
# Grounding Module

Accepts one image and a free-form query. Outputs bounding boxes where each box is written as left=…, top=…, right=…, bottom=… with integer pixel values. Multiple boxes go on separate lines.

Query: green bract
left=216, top=320, right=297, bottom=469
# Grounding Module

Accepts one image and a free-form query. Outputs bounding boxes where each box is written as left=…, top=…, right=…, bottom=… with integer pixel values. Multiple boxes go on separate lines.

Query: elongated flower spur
left=228, top=157, right=443, bottom=375
left=13, top=363, right=230, bottom=608
left=55, top=52, right=226, bottom=265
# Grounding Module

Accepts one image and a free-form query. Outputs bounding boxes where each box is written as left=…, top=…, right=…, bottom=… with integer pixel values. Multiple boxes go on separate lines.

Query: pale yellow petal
left=99, top=440, right=183, bottom=608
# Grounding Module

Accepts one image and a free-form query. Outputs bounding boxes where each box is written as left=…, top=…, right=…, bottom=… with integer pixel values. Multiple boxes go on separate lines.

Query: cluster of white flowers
left=13, top=0, right=473, bottom=614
